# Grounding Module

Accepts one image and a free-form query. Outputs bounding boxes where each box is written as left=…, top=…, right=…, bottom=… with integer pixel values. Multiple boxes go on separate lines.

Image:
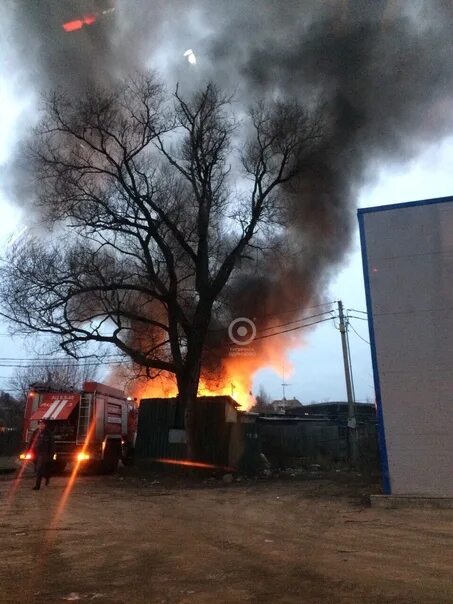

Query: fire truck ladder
left=77, top=393, right=93, bottom=444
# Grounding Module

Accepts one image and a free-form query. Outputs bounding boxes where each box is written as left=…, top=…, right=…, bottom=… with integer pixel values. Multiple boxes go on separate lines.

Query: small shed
left=136, top=396, right=239, bottom=468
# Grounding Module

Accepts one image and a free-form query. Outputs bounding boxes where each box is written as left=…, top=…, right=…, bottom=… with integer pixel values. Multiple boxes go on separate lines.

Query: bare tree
left=0, top=391, right=22, bottom=431
left=0, top=72, right=322, bottom=457
left=9, top=359, right=99, bottom=403
left=250, top=386, right=272, bottom=414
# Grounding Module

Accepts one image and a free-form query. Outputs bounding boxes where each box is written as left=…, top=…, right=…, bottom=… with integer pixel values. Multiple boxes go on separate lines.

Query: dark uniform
left=31, top=423, right=55, bottom=490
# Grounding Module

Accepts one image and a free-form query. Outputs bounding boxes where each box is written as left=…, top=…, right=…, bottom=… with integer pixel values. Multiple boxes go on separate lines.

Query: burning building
left=135, top=395, right=253, bottom=470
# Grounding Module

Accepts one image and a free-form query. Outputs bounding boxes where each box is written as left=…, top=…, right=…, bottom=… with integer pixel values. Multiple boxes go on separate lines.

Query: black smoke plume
left=4, top=1, right=453, bottom=353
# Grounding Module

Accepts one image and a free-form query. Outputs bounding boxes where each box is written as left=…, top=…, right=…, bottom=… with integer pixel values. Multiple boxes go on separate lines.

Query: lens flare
left=154, top=458, right=232, bottom=471
left=50, top=418, right=96, bottom=529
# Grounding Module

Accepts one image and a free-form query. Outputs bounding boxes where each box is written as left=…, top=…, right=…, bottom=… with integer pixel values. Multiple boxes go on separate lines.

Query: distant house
left=269, top=397, right=303, bottom=414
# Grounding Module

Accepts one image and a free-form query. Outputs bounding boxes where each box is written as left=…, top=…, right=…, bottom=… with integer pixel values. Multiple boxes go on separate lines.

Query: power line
left=347, top=309, right=368, bottom=315
left=348, top=321, right=370, bottom=345
left=0, top=354, right=124, bottom=362
left=256, top=310, right=335, bottom=334
left=0, top=304, right=339, bottom=365
left=304, top=301, right=337, bottom=309
left=208, top=308, right=335, bottom=334
left=0, top=359, right=129, bottom=369
left=254, top=317, right=334, bottom=341
left=255, top=301, right=337, bottom=320
left=0, top=303, right=338, bottom=338
left=0, top=332, right=57, bottom=337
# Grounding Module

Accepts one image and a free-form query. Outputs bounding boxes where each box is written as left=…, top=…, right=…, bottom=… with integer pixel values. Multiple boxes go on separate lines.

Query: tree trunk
left=177, top=368, right=201, bottom=460
left=176, top=300, right=212, bottom=460
left=176, top=338, right=204, bottom=461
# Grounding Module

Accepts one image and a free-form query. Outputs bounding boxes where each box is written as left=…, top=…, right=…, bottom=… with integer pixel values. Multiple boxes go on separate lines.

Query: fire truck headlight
left=52, top=454, right=57, bottom=461
left=77, top=452, right=90, bottom=462
left=19, top=452, right=33, bottom=461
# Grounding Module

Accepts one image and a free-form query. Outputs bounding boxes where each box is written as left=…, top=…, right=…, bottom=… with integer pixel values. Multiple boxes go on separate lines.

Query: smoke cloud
left=4, top=1, right=453, bottom=359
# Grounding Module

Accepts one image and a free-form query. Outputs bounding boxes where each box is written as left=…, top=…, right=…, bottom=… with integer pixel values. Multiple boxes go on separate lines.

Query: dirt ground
left=1, top=466, right=453, bottom=604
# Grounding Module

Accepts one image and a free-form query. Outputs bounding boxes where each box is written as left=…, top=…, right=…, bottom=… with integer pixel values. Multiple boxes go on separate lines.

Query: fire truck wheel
left=101, top=456, right=118, bottom=474
left=101, top=441, right=120, bottom=474
left=121, top=448, right=135, bottom=466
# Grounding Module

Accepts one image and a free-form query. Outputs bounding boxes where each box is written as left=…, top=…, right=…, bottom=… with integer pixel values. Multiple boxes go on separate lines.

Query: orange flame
left=132, top=324, right=302, bottom=409
left=62, top=14, right=97, bottom=32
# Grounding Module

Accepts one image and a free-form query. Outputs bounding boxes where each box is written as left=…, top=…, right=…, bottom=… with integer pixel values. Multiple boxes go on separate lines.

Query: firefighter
left=31, top=419, right=55, bottom=490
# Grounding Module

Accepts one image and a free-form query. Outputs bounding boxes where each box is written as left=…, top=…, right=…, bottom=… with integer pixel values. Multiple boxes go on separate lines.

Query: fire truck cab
left=21, top=381, right=137, bottom=473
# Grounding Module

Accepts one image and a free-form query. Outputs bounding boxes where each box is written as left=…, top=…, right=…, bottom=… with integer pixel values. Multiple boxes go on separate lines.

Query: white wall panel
left=359, top=197, right=453, bottom=496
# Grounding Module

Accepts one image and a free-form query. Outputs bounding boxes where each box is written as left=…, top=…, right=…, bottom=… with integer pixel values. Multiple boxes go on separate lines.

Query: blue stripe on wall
left=357, top=211, right=391, bottom=494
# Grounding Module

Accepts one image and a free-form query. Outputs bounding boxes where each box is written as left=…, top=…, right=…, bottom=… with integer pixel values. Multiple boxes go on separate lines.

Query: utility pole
left=337, top=300, right=358, bottom=465
left=281, top=364, right=290, bottom=400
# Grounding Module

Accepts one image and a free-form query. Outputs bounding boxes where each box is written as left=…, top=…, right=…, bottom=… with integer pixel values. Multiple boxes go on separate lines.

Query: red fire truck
left=20, top=382, right=137, bottom=473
